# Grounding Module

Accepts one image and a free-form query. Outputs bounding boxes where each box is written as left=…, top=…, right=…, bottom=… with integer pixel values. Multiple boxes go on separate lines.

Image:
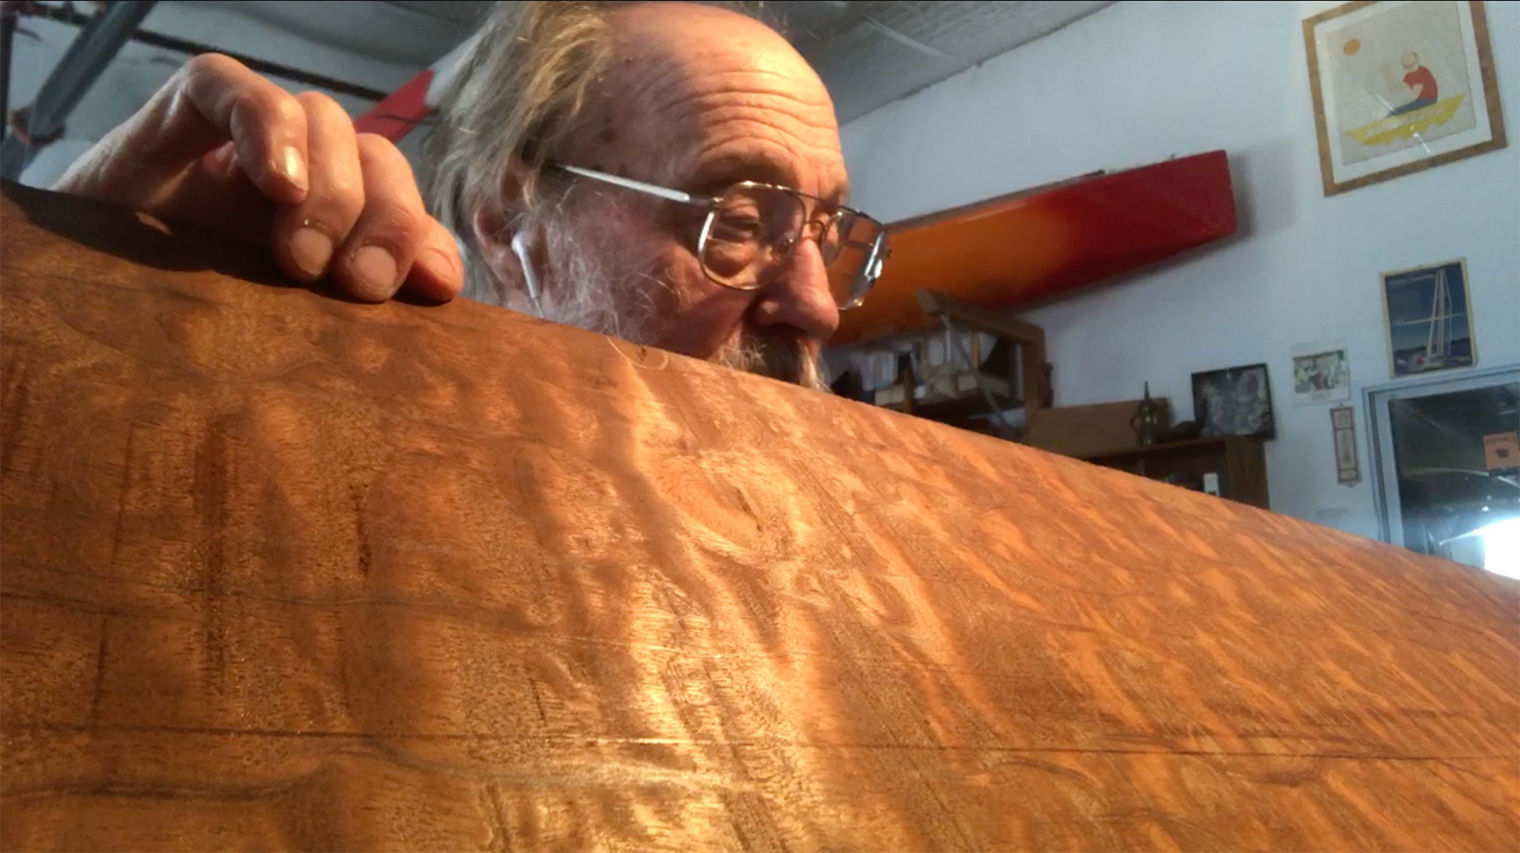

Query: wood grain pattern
left=2, top=181, right=1517, bottom=851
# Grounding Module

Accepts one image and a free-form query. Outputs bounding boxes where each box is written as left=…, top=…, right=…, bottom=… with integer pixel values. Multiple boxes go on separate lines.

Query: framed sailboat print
left=1381, top=258, right=1476, bottom=378
left=1303, top=1, right=1507, bottom=196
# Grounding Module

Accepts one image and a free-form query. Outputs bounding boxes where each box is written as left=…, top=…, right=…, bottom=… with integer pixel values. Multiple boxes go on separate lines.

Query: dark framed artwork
left=1303, top=1, right=1507, bottom=196
left=1381, top=257, right=1476, bottom=377
left=1193, top=363, right=1276, bottom=440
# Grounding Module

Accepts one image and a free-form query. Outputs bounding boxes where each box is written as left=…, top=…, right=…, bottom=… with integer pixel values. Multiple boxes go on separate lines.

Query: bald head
left=566, top=3, right=845, bottom=196
left=433, top=1, right=852, bottom=388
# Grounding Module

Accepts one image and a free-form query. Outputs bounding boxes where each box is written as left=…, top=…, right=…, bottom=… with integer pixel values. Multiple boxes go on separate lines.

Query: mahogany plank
left=1, top=182, right=1516, bottom=851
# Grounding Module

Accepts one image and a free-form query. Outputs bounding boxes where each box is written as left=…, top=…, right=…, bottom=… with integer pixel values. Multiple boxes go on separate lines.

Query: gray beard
left=710, top=333, right=827, bottom=391
left=529, top=204, right=828, bottom=391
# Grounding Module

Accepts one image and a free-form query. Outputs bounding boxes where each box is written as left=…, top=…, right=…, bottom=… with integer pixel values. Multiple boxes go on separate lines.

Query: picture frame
left=1192, top=363, right=1276, bottom=441
left=1303, top=1, right=1506, bottom=196
left=1291, top=340, right=1353, bottom=405
left=1380, top=258, right=1476, bottom=377
left=1331, top=405, right=1362, bottom=484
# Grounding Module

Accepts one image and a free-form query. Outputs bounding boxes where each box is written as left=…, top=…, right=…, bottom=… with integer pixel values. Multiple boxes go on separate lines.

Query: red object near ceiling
left=353, top=70, right=433, bottom=142
left=833, top=150, right=1237, bottom=345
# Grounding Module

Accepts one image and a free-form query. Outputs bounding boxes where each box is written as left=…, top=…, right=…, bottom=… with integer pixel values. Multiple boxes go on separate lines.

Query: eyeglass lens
left=701, top=185, right=884, bottom=309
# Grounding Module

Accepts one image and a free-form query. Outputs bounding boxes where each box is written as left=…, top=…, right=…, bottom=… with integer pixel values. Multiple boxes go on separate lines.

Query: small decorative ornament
left=1131, top=382, right=1163, bottom=446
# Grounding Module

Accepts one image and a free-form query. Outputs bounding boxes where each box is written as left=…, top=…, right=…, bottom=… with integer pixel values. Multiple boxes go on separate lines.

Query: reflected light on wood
left=1, top=182, right=1516, bottom=851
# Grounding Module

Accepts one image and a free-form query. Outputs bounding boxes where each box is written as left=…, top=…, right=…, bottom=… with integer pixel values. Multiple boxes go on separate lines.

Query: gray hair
left=417, top=2, right=824, bottom=390
left=420, top=1, right=773, bottom=307
left=421, top=1, right=621, bottom=303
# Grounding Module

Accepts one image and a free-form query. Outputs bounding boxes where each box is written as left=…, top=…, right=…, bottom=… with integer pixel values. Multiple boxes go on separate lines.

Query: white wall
left=8, top=3, right=420, bottom=186
left=840, top=0, right=1520, bottom=541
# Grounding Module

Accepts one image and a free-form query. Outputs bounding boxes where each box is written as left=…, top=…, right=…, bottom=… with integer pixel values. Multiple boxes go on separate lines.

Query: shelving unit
left=1083, top=436, right=1269, bottom=509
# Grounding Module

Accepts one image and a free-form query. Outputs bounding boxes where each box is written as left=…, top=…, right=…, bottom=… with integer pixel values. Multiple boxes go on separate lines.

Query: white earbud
left=510, top=232, right=544, bottom=318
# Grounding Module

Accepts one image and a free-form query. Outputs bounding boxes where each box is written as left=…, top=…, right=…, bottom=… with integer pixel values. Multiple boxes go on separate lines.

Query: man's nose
left=749, top=238, right=840, bottom=341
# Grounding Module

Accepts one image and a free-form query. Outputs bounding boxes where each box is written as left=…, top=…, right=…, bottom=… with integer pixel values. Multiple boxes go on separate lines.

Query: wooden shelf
left=882, top=390, right=1024, bottom=428
left=1083, top=435, right=1270, bottom=509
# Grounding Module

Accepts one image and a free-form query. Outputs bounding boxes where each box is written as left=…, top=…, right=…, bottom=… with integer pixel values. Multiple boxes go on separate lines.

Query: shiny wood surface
left=2, top=182, right=1516, bottom=851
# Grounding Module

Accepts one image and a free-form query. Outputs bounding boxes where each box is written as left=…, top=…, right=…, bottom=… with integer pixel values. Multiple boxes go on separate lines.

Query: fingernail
left=425, top=247, right=462, bottom=283
left=289, top=226, right=333, bottom=278
left=278, top=145, right=307, bottom=193
left=351, top=245, right=399, bottom=300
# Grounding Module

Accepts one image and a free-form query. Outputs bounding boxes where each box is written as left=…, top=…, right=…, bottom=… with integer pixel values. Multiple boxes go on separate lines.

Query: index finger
left=153, top=53, right=311, bottom=204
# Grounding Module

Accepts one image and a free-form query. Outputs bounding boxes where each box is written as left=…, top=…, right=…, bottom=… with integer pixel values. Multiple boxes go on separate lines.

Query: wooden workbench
left=2, top=182, right=1516, bottom=850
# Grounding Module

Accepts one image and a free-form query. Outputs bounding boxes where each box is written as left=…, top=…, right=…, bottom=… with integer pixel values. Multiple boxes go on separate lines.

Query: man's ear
left=469, top=156, right=535, bottom=291
left=471, top=205, right=518, bottom=289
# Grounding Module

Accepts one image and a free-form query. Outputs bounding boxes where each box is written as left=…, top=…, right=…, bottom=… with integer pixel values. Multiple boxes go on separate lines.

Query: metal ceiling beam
left=380, top=0, right=489, bottom=27
left=1, top=0, right=156, bottom=181
left=16, top=3, right=390, bottom=104
left=1, top=5, right=16, bottom=135
left=857, top=13, right=959, bottom=62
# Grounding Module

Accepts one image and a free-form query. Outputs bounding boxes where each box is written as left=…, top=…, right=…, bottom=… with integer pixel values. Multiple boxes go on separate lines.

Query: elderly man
left=53, top=1, right=889, bottom=390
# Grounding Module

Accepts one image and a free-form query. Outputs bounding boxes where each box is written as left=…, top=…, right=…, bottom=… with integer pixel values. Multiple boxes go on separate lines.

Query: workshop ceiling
left=204, top=0, right=1114, bottom=122
left=174, top=0, right=490, bottom=71
left=772, top=1, right=1114, bottom=121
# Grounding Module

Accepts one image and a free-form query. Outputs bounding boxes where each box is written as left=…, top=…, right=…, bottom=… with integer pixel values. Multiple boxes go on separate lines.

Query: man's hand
left=54, top=54, right=463, bottom=303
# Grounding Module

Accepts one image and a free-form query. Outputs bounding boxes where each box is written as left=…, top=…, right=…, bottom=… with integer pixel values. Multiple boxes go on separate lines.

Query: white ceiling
left=772, top=1, right=1114, bottom=121
left=218, top=0, right=1114, bottom=122
left=176, top=1, right=491, bottom=70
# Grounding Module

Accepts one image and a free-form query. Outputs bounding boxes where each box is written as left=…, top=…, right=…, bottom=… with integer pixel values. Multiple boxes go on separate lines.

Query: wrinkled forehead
left=568, top=3, right=849, bottom=202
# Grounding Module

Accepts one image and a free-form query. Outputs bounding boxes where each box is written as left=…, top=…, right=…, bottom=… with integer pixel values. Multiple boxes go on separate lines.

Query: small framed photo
left=1192, top=363, right=1276, bottom=440
left=1331, top=405, right=1361, bottom=484
left=1291, top=340, right=1352, bottom=405
left=1381, top=258, right=1476, bottom=377
left=1303, top=1, right=1507, bottom=196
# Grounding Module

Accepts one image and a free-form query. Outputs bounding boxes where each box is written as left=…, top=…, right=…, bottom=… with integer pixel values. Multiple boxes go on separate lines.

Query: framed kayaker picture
left=1303, top=1, right=1506, bottom=196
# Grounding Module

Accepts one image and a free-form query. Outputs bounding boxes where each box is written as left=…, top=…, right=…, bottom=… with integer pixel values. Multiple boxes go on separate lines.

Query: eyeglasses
left=551, top=163, right=890, bottom=311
